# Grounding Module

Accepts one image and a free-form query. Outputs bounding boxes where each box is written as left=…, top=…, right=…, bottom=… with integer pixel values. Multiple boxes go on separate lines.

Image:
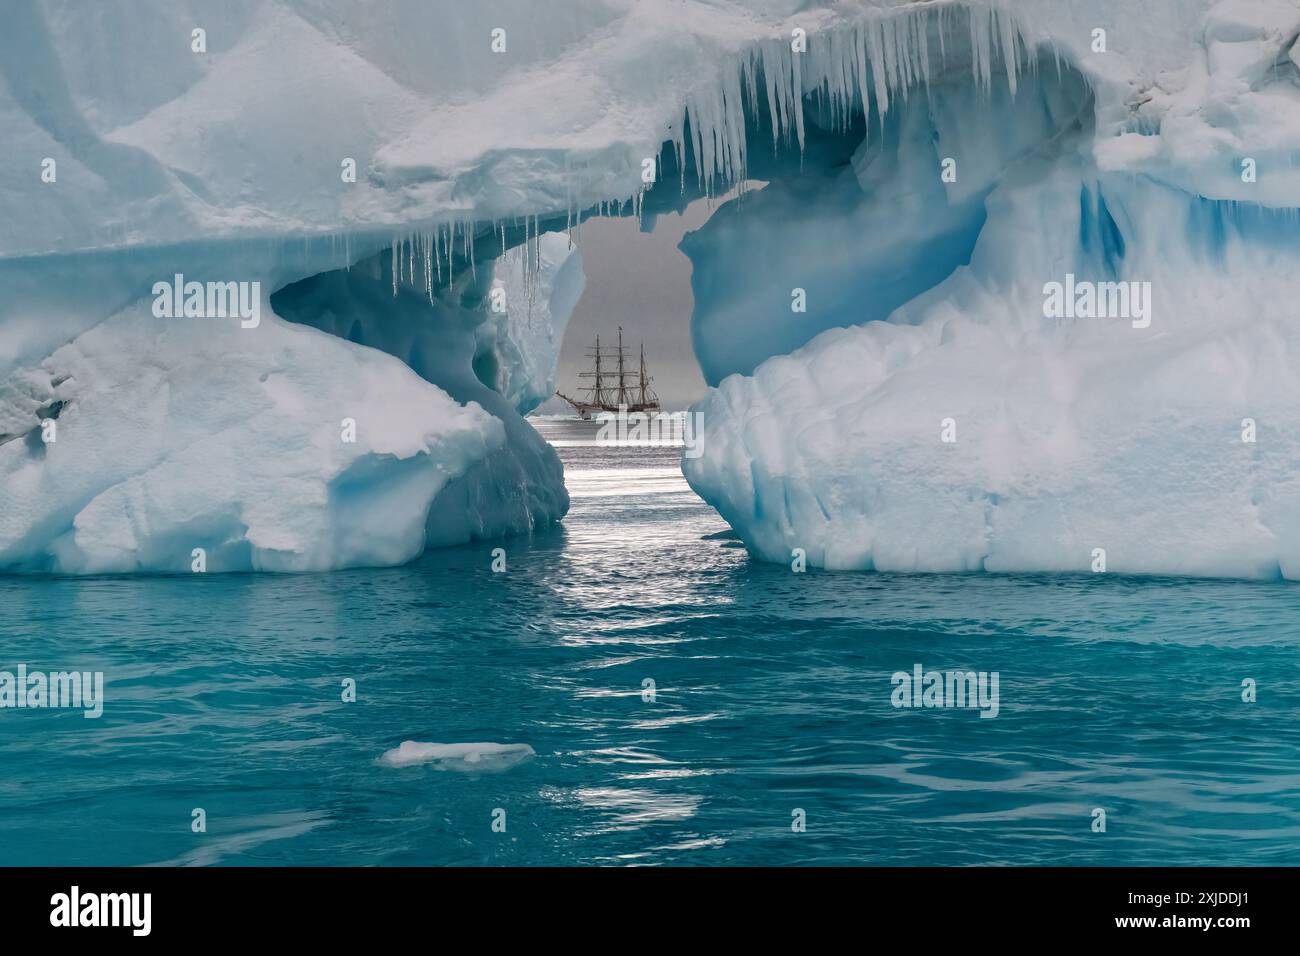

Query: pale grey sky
left=539, top=197, right=722, bottom=413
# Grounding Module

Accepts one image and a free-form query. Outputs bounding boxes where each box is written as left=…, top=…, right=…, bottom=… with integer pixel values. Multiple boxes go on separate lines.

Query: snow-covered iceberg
left=2, top=0, right=1298, bottom=577
left=0, top=232, right=582, bottom=571
left=680, top=1, right=1300, bottom=579
left=0, top=298, right=502, bottom=573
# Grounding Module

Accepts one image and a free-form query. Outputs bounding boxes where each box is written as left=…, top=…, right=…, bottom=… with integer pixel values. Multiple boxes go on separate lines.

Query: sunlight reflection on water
left=1, top=417, right=1299, bottom=865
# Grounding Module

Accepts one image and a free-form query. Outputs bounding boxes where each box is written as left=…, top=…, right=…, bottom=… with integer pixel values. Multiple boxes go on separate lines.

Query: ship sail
left=556, top=326, right=661, bottom=420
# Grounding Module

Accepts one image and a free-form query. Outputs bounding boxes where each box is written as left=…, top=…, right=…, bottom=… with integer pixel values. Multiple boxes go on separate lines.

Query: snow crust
left=6, top=0, right=1266, bottom=262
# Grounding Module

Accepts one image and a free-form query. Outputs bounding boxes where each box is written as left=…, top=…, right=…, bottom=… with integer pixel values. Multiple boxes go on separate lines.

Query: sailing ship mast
left=617, top=327, right=627, bottom=408
left=639, top=343, right=649, bottom=408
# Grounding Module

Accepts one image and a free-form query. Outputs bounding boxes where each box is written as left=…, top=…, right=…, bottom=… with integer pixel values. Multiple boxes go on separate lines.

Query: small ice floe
left=378, top=741, right=535, bottom=771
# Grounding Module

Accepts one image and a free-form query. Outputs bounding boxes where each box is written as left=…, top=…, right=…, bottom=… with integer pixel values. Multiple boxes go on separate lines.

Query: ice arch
left=2, top=0, right=1299, bottom=577
left=677, top=33, right=1096, bottom=384
left=270, top=234, right=583, bottom=549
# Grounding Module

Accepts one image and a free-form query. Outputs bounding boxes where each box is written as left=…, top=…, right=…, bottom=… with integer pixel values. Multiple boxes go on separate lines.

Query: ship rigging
left=556, top=326, right=661, bottom=420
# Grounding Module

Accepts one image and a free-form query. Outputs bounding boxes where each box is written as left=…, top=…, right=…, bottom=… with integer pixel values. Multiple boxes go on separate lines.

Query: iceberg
left=378, top=741, right=536, bottom=771
left=1, top=0, right=1297, bottom=577
left=680, top=1, right=1300, bottom=580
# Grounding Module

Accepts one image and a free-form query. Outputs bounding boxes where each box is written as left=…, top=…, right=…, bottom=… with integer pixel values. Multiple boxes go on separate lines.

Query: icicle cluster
left=670, top=1, right=1032, bottom=197
left=387, top=212, right=564, bottom=313
left=388, top=220, right=481, bottom=304
left=386, top=1, right=1034, bottom=301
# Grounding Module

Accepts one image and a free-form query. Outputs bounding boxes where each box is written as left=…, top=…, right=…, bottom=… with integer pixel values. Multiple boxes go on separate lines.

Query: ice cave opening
left=269, top=6, right=1100, bottom=566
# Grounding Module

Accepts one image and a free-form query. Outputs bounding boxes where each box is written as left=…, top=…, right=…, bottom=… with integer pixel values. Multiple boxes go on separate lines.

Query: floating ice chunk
left=378, top=741, right=536, bottom=771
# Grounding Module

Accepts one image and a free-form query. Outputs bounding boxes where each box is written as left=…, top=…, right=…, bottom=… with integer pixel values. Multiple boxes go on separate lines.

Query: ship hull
left=565, top=401, right=661, bottom=421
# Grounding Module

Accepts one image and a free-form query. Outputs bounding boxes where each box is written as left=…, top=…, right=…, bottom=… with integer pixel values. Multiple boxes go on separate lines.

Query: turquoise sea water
left=1, top=418, right=1298, bottom=866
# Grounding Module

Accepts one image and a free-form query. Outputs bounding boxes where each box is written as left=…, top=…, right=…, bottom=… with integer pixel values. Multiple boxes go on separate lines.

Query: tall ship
left=557, top=326, right=661, bottom=420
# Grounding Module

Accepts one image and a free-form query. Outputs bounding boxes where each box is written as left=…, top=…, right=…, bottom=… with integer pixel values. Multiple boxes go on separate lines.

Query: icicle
left=835, top=29, right=853, bottom=132
left=917, top=10, right=932, bottom=94
left=996, top=6, right=1019, bottom=96
left=854, top=27, right=871, bottom=142
left=974, top=5, right=997, bottom=94
left=898, top=14, right=913, bottom=95
left=760, top=43, right=783, bottom=152
left=938, top=3, right=948, bottom=62
left=425, top=231, right=433, bottom=303
left=469, top=220, right=477, bottom=280
left=790, top=52, right=805, bottom=156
